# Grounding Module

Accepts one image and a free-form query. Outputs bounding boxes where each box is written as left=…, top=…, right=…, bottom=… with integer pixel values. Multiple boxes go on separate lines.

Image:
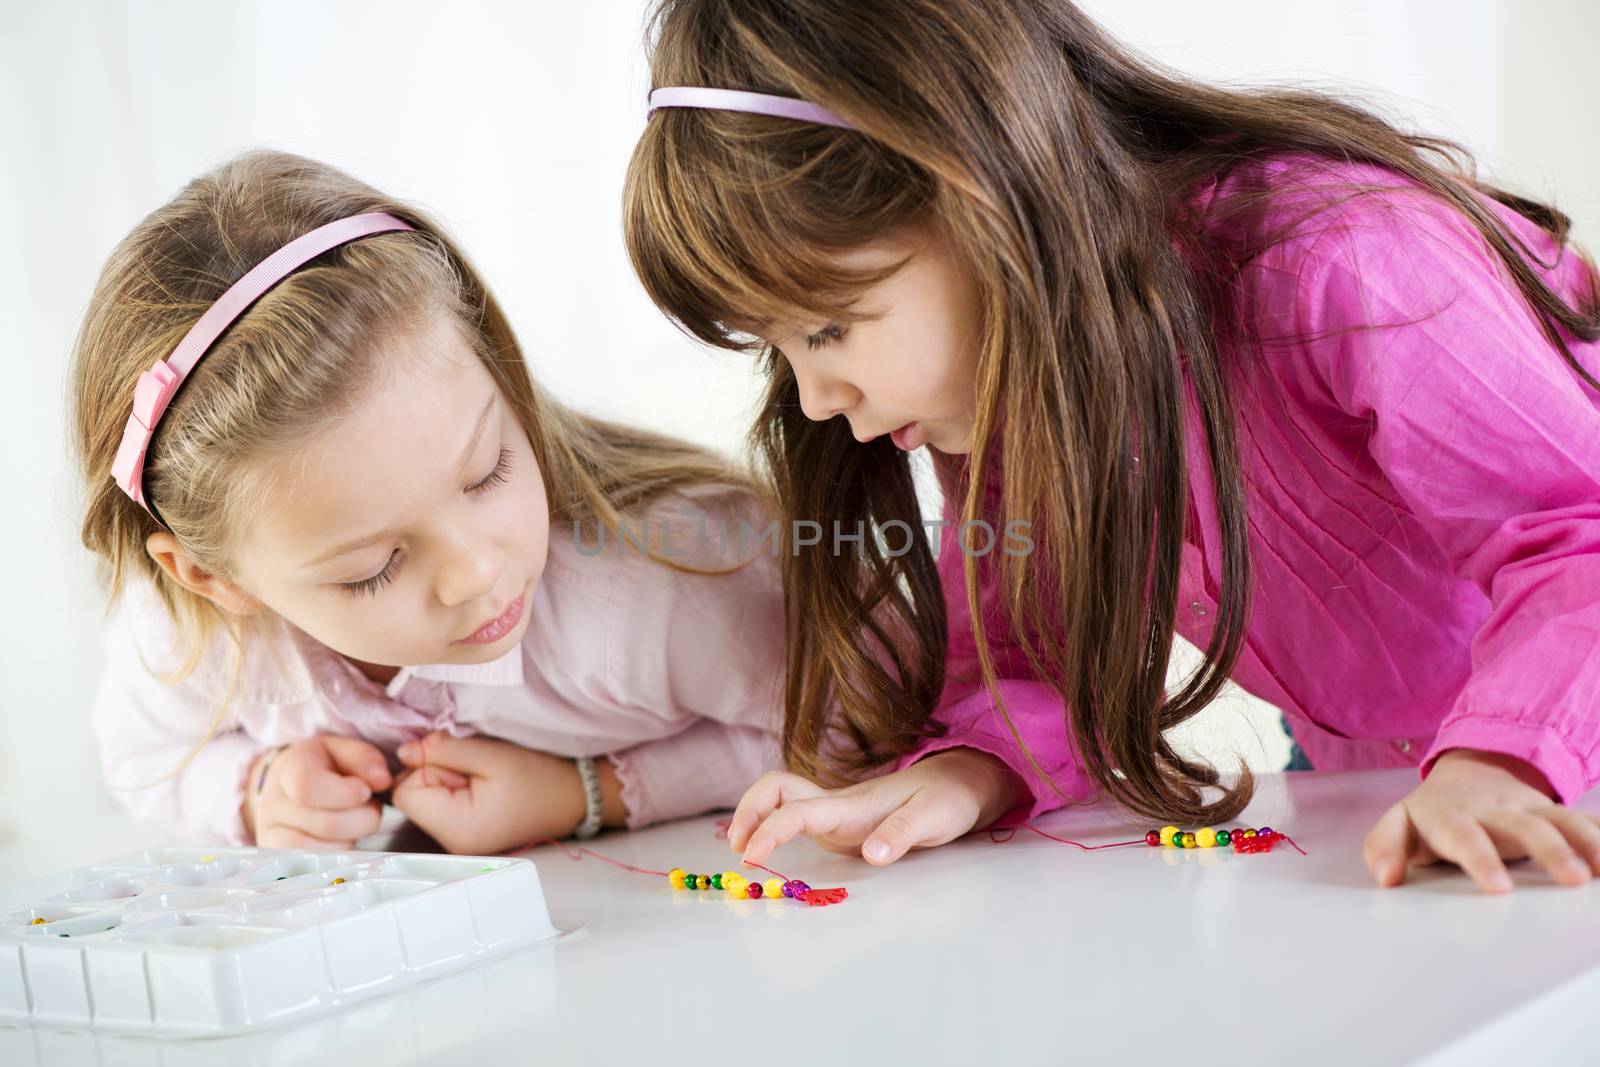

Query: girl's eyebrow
left=298, top=393, right=496, bottom=569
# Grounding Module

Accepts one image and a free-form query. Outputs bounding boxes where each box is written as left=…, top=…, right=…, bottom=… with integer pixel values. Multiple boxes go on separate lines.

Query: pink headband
left=647, top=86, right=856, bottom=131
left=110, top=211, right=416, bottom=523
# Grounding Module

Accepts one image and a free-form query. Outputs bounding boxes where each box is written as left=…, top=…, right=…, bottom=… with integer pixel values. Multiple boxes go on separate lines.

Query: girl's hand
left=1363, top=748, right=1600, bottom=893
left=728, top=748, right=1026, bottom=867
left=390, top=733, right=624, bottom=855
left=243, top=734, right=392, bottom=850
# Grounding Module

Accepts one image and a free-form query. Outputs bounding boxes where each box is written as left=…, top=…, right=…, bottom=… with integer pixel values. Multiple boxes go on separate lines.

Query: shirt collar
left=384, top=644, right=525, bottom=698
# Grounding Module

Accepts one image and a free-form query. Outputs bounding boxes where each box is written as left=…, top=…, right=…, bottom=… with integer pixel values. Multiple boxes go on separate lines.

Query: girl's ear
left=145, top=531, right=262, bottom=616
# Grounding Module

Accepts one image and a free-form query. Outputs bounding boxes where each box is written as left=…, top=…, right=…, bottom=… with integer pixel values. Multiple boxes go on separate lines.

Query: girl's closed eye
left=805, top=323, right=847, bottom=350
left=468, top=447, right=513, bottom=493
left=341, top=550, right=400, bottom=598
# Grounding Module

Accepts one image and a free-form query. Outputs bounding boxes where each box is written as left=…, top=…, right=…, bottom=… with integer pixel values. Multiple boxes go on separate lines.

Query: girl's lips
left=890, top=422, right=925, bottom=451
left=456, top=595, right=525, bottom=645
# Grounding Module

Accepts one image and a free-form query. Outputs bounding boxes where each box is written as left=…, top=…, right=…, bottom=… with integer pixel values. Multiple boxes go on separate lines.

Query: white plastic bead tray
left=0, top=846, right=558, bottom=1037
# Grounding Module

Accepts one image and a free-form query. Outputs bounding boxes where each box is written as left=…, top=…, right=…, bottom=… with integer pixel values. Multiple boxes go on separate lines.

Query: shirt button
left=1395, top=739, right=1412, bottom=753
left=1189, top=601, right=1208, bottom=616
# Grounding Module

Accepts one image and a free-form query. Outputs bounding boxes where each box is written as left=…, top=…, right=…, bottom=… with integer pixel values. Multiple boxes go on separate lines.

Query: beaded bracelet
left=667, top=862, right=847, bottom=906
left=1144, top=825, right=1300, bottom=854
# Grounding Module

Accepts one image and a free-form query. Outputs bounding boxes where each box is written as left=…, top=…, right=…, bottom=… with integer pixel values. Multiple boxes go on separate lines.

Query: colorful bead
left=1145, top=830, right=1162, bottom=847
left=668, top=868, right=686, bottom=889
left=30, top=917, right=49, bottom=925
left=1181, top=832, right=1197, bottom=848
left=788, top=880, right=810, bottom=898
left=763, top=878, right=784, bottom=899
left=1171, top=833, right=1184, bottom=848
left=710, top=873, right=722, bottom=890
left=1258, top=826, right=1274, bottom=837
left=1215, top=830, right=1230, bottom=846
left=747, top=882, right=763, bottom=899
left=1242, top=829, right=1257, bottom=839
left=1159, top=825, right=1179, bottom=846
left=685, top=874, right=699, bottom=890
left=1196, top=828, right=1216, bottom=848
left=724, top=874, right=747, bottom=895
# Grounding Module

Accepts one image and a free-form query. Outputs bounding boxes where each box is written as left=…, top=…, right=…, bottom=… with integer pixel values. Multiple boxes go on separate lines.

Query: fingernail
left=398, top=743, right=415, bottom=761
left=358, top=785, right=372, bottom=802
left=864, top=839, right=892, bottom=862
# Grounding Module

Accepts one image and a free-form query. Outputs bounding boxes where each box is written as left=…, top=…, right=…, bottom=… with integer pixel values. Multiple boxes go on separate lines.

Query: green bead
left=685, top=874, right=698, bottom=890
left=1172, top=833, right=1184, bottom=848
left=1215, top=830, right=1230, bottom=846
left=710, top=873, right=722, bottom=890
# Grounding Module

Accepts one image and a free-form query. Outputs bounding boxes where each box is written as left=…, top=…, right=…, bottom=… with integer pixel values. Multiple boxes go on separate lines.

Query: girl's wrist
left=927, top=747, right=1028, bottom=827
left=594, top=756, right=627, bottom=828
left=240, top=746, right=274, bottom=841
left=553, top=756, right=628, bottom=840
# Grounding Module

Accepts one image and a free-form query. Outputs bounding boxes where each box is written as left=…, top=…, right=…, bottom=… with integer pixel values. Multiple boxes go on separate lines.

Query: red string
left=990, top=822, right=1307, bottom=856
left=740, top=858, right=794, bottom=881
left=525, top=838, right=670, bottom=878
left=988, top=824, right=1150, bottom=850
left=1278, top=834, right=1307, bottom=856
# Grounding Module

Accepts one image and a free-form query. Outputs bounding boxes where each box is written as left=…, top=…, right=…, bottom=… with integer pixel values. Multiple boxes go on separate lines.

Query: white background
left=1, top=1, right=1596, bottom=854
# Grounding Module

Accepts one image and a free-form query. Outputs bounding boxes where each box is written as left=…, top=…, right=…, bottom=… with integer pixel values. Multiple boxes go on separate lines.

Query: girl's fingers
left=278, top=751, right=372, bottom=810
left=396, top=733, right=501, bottom=776
left=321, top=734, right=394, bottom=792
left=740, top=795, right=852, bottom=867
left=256, top=825, right=352, bottom=851
left=1544, top=807, right=1600, bottom=874
left=861, top=791, right=949, bottom=866
left=728, top=772, right=825, bottom=853
left=1362, top=803, right=1415, bottom=887
left=392, top=763, right=470, bottom=791
left=1483, top=811, right=1590, bottom=886
left=1424, top=814, right=1513, bottom=893
left=276, top=799, right=383, bottom=844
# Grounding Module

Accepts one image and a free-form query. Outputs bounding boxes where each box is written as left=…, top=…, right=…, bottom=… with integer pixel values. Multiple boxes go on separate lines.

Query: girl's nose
left=434, top=530, right=503, bottom=608
left=794, top=366, right=859, bottom=423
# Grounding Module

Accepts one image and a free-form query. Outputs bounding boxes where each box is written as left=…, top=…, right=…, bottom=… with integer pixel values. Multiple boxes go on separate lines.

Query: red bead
left=747, top=882, right=762, bottom=899
left=1145, top=831, right=1162, bottom=846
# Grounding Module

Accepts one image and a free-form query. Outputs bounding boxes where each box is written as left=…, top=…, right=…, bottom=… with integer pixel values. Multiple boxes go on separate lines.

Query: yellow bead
left=331, top=877, right=346, bottom=885
left=1181, top=832, right=1197, bottom=848
left=1159, top=825, right=1179, bottom=846
left=763, top=878, right=784, bottom=899
left=723, top=873, right=746, bottom=894
left=199, top=855, right=215, bottom=863
left=668, top=868, right=686, bottom=889
left=1196, top=828, right=1217, bottom=848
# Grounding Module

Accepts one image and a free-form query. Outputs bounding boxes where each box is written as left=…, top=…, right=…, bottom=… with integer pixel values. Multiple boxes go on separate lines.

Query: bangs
left=623, top=109, right=932, bottom=351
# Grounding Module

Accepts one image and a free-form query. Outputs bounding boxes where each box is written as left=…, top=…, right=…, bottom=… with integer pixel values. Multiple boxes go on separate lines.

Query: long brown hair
left=73, top=149, right=756, bottom=770
left=622, top=0, right=1600, bottom=822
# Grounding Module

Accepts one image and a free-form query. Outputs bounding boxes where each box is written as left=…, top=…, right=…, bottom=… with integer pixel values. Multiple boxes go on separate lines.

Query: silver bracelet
left=572, top=756, right=605, bottom=840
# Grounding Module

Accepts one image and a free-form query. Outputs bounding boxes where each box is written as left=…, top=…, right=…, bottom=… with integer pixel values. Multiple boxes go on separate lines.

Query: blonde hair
left=73, top=150, right=758, bottom=763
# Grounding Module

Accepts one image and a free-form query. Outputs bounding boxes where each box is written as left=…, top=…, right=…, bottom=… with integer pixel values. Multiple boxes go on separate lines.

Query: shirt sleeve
left=603, top=489, right=788, bottom=824
left=91, top=592, right=266, bottom=845
left=610, top=719, right=780, bottom=829
left=1295, top=191, right=1600, bottom=802
left=895, top=508, right=1097, bottom=827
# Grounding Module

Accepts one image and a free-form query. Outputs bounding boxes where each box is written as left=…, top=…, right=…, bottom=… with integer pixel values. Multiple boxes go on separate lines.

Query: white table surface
left=2, top=767, right=1597, bottom=1066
